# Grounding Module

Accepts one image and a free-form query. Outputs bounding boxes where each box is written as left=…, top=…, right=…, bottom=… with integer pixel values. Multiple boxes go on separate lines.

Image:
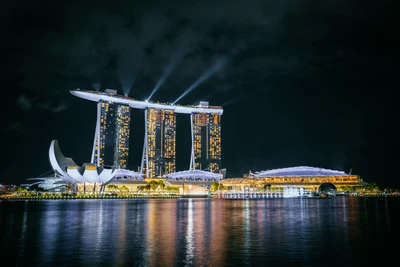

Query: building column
left=91, top=103, right=101, bottom=165
left=190, top=113, right=195, bottom=170
left=140, top=109, right=149, bottom=178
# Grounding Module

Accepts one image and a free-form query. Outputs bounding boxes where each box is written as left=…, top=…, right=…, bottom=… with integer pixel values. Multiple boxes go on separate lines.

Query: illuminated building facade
left=92, top=100, right=131, bottom=169
left=70, top=89, right=223, bottom=179
left=141, top=108, right=176, bottom=178
left=190, top=103, right=221, bottom=173
left=221, top=166, right=366, bottom=192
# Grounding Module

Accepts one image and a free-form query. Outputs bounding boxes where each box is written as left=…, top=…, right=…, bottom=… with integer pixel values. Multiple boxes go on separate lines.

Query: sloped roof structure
left=253, top=166, right=349, bottom=177
left=71, top=89, right=223, bottom=115
left=163, top=169, right=222, bottom=180
left=113, top=169, right=143, bottom=180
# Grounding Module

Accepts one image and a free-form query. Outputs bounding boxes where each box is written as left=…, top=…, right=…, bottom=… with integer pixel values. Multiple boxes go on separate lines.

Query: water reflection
left=184, top=199, right=194, bottom=266
left=17, top=201, right=29, bottom=260
left=0, top=198, right=399, bottom=266
left=40, top=202, right=61, bottom=264
left=242, top=200, right=250, bottom=264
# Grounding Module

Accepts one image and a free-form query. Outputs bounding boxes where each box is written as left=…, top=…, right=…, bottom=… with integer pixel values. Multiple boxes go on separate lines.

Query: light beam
left=92, top=83, right=101, bottom=91
left=220, top=96, right=247, bottom=107
left=172, top=40, right=247, bottom=105
left=147, top=52, right=185, bottom=102
left=172, top=58, right=227, bottom=105
left=120, top=75, right=136, bottom=97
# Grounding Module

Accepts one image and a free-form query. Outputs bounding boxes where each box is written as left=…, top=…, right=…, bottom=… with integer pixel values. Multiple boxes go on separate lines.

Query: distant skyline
left=1, top=0, right=398, bottom=188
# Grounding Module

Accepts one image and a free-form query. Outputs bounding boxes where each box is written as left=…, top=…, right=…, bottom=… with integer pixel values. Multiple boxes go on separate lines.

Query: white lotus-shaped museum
left=49, top=140, right=116, bottom=184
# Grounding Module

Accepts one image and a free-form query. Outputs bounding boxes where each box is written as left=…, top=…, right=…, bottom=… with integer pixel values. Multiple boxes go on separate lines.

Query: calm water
left=1, top=197, right=399, bottom=266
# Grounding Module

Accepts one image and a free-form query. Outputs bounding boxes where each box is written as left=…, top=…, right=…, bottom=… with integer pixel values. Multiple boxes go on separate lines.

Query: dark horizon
left=1, top=0, right=398, bottom=188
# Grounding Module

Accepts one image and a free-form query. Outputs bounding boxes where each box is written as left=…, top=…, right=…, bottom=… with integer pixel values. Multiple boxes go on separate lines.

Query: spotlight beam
left=120, top=75, right=136, bottom=97
left=92, top=83, right=101, bottom=91
left=147, top=56, right=182, bottom=101
left=220, top=96, right=248, bottom=107
left=147, top=59, right=180, bottom=100
left=172, top=41, right=247, bottom=104
left=172, top=58, right=227, bottom=105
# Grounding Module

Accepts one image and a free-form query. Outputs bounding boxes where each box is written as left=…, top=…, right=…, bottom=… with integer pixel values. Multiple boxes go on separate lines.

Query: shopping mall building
left=221, top=166, right=366, bottom=193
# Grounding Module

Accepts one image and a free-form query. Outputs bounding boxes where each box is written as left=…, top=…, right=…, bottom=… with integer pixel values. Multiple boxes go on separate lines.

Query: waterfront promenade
left=1, top=191, right=399, bottom=200
left=0, top=191, right=181, bottom=200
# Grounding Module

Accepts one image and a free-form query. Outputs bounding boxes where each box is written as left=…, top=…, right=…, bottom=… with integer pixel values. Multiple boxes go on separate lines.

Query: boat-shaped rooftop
left=70, top=89, right=223, bottom=115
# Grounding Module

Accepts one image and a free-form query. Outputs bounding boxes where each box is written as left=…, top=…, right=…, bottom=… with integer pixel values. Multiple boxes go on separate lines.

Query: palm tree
left=149, top=180, right=160, bottom=190
left=158, top=180, right=165, bottom=190
left=165, top=186, right=179, bottom=191
left=120, top=185, right=129, bottom=192
left=107, top=184, right=118, bottom=193
left=210, top=182, right=224, bottom=191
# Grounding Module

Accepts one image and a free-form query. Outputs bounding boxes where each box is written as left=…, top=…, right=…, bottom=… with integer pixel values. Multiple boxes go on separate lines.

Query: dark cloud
left=1, top=121, right=25, bottom=134
left=16, top=94, right=68, bottom=113
left=36, top=102, right=68, bottom=113
left=17, top=94, right=32, bottom=111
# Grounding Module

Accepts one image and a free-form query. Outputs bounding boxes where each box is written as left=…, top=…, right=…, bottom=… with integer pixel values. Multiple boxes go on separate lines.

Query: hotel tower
left=190, top=101, right=221, bottom=173
left=141, top=108, right=177, bottom=178
left=92, top=99, right=131, bottom=169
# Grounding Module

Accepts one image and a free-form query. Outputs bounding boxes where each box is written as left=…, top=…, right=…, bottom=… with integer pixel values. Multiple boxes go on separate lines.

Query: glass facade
left=146, top=108, right=176, bottom=178
left=94, top=101, right=131, bottom=169
left=192, top=113, right=221, bottom=173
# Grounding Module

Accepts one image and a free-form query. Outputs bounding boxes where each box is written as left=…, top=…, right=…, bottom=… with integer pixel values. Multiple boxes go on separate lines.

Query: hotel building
left=190, top=103, right=221, bottom=173
left=92, top=96, right=131, bottom=169
left=141, top=108, right=177, bottom=178
left=69, top=89, right=223, bottom=181
left=221, top=166, right=366, bottom=193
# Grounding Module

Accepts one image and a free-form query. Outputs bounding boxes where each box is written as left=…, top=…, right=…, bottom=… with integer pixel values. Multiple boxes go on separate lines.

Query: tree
left=16, top=187, right=27, bottom=192
left=107, top=184, right=118, bottom=192
left=366, top=182, right=380, bottom=192
left=16, top=187, right=27, bottom=196
left=142, top=184, right=151, bottom=190
left=149, top=180, right=160, bottom=190
left=158, top=180, right=165, bottom=190
left=210, top=182, right=224, bottom=191
left=165, top=186, right=179, bottom=191
left=137, top=185, right=144, bottom=191
left=120, top=185, right=129, bottom=192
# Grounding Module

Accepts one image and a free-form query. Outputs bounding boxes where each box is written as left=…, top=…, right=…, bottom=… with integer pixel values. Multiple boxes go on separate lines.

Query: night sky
left=1, top=0, right=398, bottom=188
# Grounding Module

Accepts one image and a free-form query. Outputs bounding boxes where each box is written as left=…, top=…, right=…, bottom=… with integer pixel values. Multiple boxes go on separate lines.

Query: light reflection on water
left=0, top=197, right=399, bottom=266
left=184, top=199, right=194, bottom=266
